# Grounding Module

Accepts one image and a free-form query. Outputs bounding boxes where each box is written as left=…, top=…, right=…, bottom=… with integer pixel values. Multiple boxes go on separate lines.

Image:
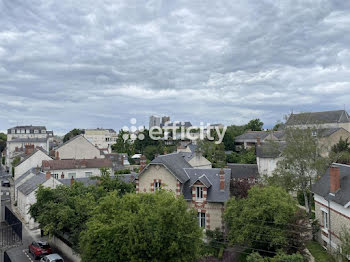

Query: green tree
left=63, top=128, right=84, bottom=142
left=80, top=191, right=202, bottom=262
left=0, top=132, right=6, bottom=153
left=246, top=119, right=264, bottom=131
left=111, top=130, right=134, bottom=156
left=224, top=186, right=298, bottom=253
left=11, top=156, right=21, bottom=177
left=337, top=227, right=350, bottom=261
left=226, top=148, right=256, bottom=164
left=330, top=137, right=350, bottom=164
left=271, top=127, right=329, bottom=213
left=197, top=140, right=226, bottom=168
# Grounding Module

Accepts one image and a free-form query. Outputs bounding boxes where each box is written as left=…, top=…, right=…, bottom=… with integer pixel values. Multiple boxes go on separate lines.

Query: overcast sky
left=1, top=0, right=350, bottom=134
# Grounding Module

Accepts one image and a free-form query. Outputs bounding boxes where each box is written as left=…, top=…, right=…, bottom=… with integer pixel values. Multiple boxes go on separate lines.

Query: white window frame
left=85, top=172, right=93, bottom=177
left=197, top=212, right=206, bottom=228
left=196, top=187, right=204, bottom=200
left=154, top=181, right=161, bottom=191
left=321, top=209, right=329, bottom=230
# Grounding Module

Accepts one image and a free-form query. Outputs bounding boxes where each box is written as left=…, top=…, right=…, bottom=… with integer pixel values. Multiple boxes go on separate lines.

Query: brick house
left=312, top=163, right=350, bottom=251
left=136, top=153, right=230, bottom=231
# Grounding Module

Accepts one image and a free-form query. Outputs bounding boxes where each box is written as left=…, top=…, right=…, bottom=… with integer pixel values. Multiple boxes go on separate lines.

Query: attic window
left=312, top=131, right=317, bottom=137
left=154, top=181, right=161, bottom=191
left=196, top=187, right=204, bottom=199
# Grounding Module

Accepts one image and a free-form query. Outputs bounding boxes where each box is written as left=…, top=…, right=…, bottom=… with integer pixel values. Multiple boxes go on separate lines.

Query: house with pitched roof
left=17, top=171, right=61, bottom=229
left=312, top=163, right=350, bottom=251
left=286, top=110, right=350, bottom=132
left=54, top=135, right=104, bottom=160
left=14, top=148, right=52, bottom=180
left=42, top=158, right=113, bottom=179
left=235, top=131, right=284, bottom=150
left=136, top=153, right=230, bottom=231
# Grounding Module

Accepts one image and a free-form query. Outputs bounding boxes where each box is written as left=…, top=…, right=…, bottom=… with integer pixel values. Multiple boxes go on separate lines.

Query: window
left=197, top=212, right=206, bottom=228
left=68, top=173, right=76, bottom=179
left=53, top=174, right=58, bottom=179
left=312, top=130, right=317, bottom=137
left=34, top=129, right=39, bottom=134
left=196, top=187, right=204, bottom=199
left=154, top=181, right=161, bottom=191
left=322, top=210, right=328, bottom=229
left=11, top=129, right=15, bottom=134
left=85, top=172, right=93, bottom=177
left=41, top=130, right=46, bottom=133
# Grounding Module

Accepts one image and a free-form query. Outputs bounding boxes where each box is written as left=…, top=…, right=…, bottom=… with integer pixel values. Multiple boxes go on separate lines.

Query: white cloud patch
left=1, top=0, right=350, bottom=132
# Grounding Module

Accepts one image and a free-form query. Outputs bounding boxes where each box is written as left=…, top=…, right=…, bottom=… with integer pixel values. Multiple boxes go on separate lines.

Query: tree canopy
left=270, top=127, right=329, bottom=213
left=224, top=186, right=301, bottom=253
left=63, top=128, right=84, bottom=142
left=0, top=132, right=6, bottom=153
left=80, top=191, right=203, bottom=262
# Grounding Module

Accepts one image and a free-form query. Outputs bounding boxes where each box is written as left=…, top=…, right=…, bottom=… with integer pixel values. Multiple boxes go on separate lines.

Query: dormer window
left=34, top=130, right=39, bottom=134
left=196, top=187, right=204, bottom=199
left=154, top=181, right=161, bottom=191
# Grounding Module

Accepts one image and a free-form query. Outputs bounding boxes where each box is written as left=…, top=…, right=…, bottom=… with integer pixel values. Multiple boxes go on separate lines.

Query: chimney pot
left=140, top=155, right=147, bottom=172
left=219, top=168, right=225, bottom=191
left=330, top=166, right=340, bottom=194
left=257, top=136, right=261, bottom=146
left=55, top=151, right=60, bottom=160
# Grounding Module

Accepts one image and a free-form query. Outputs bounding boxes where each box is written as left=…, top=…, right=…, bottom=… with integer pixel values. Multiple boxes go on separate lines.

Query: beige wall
left=138, top=165, right=225, bottom=231
left=56, top=136, right=104, bottom=160
left=138, top=165, right=178, bottom=193
left=314, top=194, right=350, bottom=250
left=319, top=129, right=350, bottom=157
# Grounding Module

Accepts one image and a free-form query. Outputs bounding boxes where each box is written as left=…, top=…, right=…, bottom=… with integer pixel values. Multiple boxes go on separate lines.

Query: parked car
left=40, top=253, right=64, bottom=262
left=1, top=179, right=10, bottom=187
left=28, top=241, right=52, bottom=260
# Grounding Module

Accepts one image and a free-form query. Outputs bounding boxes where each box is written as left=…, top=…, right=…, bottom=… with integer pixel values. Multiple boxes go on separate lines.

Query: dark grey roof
left=189, top=174, right=212, bottom=188
left=15, top=168, right=39, bottom=185
left=286, top=110, right=350, bottom=125
left=256, top=142, right=286, bottom=158
left=183, top=168, right=230, bottom=203
left=8, top=125, right=46, bottom=134
left=235, top=131, right=284, bottom=141
left=118, top=172, right=137, bottom=183
left=59, top=177, right=98, bottom=186
left=312, top=163, right=350, bottom=206
left=318, top=127, right=349, bottom=137
left=144, top=153, right=192, bottom=183
left=227, top=164, right=259, bottom=179
left=17, top=173, right=47, bottom=195
left=179, top=152, right=195, bottom=162
left=188, top=144, right=197, bottom=153
left=8, top=138, right=48, bottom=143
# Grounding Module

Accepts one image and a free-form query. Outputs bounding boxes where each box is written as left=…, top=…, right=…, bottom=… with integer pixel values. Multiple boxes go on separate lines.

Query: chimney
left=49, top=150, right=55, bottom=157
left=219, top=168, right=225, bottom=191
left=25, top=144, right=34, bottom=155
left=61, top=172, right=64, bottom=179
left=46, top=171, right=51, bottom=180
left=140, top=155, right=147, bottom=172
left=55, top=151, right=60, bottom=160
left=70, top=176, right=75, bottom=186
left=330, top=166, right=340, bottom=194
left=257, top=136, right=261, bottom=146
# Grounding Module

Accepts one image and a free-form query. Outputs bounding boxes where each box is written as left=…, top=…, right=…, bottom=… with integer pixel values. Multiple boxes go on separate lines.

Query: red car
left=29, top=241, right=52, bottom=260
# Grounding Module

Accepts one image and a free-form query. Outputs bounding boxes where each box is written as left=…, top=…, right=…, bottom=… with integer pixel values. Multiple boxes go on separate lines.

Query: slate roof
left=312, top=163, right=350, bottom=206
left=8, top=138, right=48, bottom=143
left=286, top=110, right=350, bottom=125
left=227, top=164, right=259, bottom=179
left=235, top=131, right=284, bottom=141
left=17, top=173, right=47, bottom=195
left=256, top=142, right=286, bottom=158
left=183, top=168, right=231, bottom=203
left=8, top=125, right=46, bottom=134
left=318, top=127, right=348, bottom=137
left=58, top=173, right=137, bottom=186
left=146, top=153, right=192, bottom=183
left=15, top=167, right=39, bottom=185
left=42, top=158, right=113, bottom=170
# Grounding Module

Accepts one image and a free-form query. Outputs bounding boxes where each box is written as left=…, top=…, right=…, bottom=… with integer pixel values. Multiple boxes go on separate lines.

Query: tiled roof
left=235, top=131, right=284, bottom=141
left=146, top=153, right=192, bottom=183
left=312, top=163, right=350, bottom=206
left=227, top=164, right=259, bottom=179
left=42, top=158, right=113, bottom=170
left=183, top=168, right=231, bottom=203
left=286, top=110, right=350, bottom=125
left=17, top=173, right=47, bottom=195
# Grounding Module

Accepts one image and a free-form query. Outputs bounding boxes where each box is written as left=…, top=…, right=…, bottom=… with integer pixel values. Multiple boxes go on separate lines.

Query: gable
left=56, top=135, right=103, bottom=159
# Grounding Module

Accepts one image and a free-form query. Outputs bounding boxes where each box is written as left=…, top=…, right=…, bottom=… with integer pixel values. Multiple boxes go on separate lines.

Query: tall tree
left=0, top=132, right=7, bottom=153
left=111, top=130, right=134, bottom=156
left=80, top=191, right=202, bottom=262
left=63, top=128, right=84, bottom=142
left=224, top=186, right=299, bottom=253
left=271, top=127, right=329, bottom=213
left=246, top=119, right=264, bottom=131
